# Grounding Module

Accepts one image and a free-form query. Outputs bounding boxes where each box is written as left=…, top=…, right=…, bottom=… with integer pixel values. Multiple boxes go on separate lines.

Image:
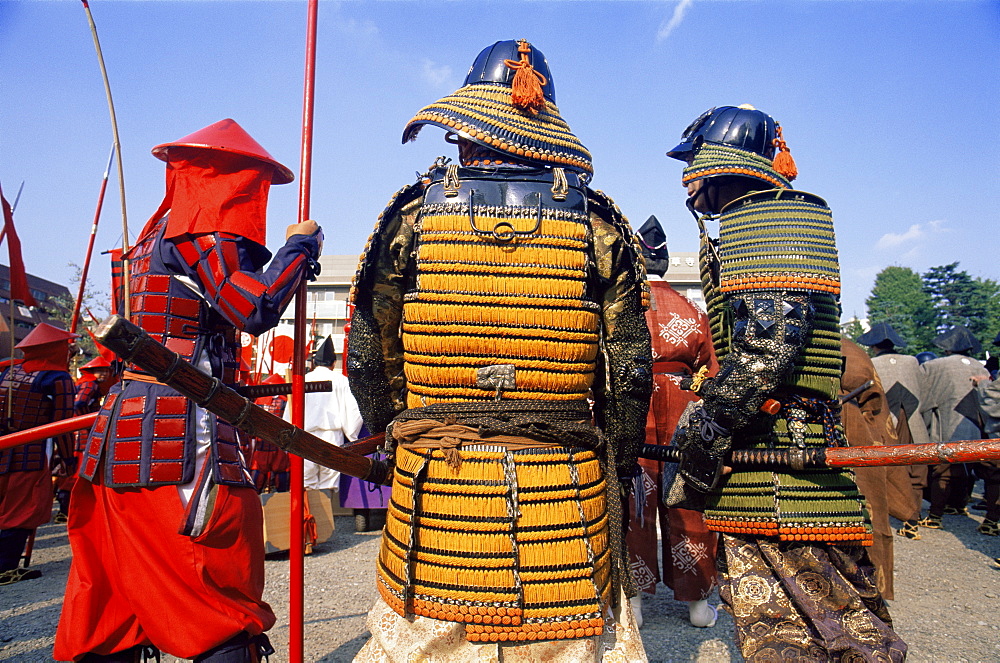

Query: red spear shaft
left=0, top=412, right=98, bottom=452
left=290, top=1, right=319, bottom=660
left=70, top=146, right=115, bottom=334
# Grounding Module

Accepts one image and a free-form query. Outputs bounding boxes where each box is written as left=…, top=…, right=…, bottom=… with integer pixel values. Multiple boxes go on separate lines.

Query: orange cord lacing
left=771, top=125, right=798, bottom=181
left=504, top=40, right=547, bottom=115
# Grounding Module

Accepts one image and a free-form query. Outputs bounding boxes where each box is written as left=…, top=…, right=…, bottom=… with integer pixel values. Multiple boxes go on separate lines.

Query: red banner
left=0, top=182, right=37, bottom=307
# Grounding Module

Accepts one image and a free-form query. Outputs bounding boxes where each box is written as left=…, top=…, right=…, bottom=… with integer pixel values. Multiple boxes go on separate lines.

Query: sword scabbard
left=95, top=315, right=392, bottom=485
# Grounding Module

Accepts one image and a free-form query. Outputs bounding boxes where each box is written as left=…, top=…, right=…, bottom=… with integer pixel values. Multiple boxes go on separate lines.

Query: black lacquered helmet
left=464, top=40, right=556, bottom=103
left=667, top=105, right=779, bottom=163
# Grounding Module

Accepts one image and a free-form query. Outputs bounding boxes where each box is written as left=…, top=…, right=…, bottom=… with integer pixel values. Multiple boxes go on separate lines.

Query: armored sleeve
left=347, top=185, right=423, bottom=433
left=73, top=380, right=100, bottom=414
left=699, top=290, right=815, bottom=429
left=588, top=191, right=653, bottom=479
left=168, top=230, right=321, bottom=336
left=699, top=191, right=842, bottom=429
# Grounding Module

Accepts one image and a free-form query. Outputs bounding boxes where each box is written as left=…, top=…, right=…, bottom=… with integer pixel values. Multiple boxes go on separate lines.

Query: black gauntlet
left=675, top=404, right=732, bottom=492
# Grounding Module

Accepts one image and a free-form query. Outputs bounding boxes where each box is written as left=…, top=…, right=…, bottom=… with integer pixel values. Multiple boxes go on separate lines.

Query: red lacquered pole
left=0, top=412, right=98, bottom=451
left=289, top=1, right=319, bottom=660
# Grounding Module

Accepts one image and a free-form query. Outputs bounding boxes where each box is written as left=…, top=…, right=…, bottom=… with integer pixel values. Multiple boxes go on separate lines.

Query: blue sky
left=1, top=0, right=997, bottom=321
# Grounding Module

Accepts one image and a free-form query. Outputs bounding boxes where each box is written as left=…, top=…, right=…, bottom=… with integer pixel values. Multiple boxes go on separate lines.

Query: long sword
left=639, top=439, right=1000, bottom=468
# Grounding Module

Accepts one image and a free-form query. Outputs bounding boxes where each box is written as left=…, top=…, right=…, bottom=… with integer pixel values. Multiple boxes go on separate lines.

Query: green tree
left=840, top=317, right=865, bottom=343
left=46, top=262, right=111, bottom=373
left=865, top=266, right=936, bottom=353
left=922, top=263, right=1000, bottom=356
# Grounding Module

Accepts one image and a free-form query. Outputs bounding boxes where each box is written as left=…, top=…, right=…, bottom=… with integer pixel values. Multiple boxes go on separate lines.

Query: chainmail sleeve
left=588, top=191, right=653, bottom=479
left=347, top=184, right=423, bottom=433
left=699, top=290, right=814, bottom=429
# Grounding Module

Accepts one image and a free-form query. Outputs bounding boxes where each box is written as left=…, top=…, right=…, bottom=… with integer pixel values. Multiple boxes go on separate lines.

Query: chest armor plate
left=80, top=218, right=247, bottom=488
left=403, top=166, right=599, bottom=406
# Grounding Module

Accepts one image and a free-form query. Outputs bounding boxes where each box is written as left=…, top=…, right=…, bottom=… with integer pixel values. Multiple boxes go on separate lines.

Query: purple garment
left=339, top=471, right=391, bottom=510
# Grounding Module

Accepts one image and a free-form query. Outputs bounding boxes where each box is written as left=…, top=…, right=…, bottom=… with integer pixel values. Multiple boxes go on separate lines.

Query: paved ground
left=2, top=503, right=999, bottom=662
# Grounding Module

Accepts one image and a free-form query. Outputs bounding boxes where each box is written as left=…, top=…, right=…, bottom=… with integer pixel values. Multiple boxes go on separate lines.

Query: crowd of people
left=0, top=37, right=998, bottom=663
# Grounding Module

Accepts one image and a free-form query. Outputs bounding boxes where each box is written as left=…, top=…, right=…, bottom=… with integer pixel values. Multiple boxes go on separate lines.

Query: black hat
left=637, top=216, right=669, bottom=262
left=915, top=351, right=938, bottom=365
left=313, top=336, right=336, bottom=367
left=856, top=322, right=907, bottom=349
left=932, top=325, right=981, bottom=355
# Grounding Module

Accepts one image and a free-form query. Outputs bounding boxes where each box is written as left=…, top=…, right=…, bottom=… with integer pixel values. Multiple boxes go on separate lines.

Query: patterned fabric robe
left=626, top=280, right=719, bottom=600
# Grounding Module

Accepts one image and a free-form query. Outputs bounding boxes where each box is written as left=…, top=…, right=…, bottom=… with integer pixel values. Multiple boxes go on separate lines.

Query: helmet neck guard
left=402, top=40, right=592, bottom=180
left=682, top=143, right=791, bottom=191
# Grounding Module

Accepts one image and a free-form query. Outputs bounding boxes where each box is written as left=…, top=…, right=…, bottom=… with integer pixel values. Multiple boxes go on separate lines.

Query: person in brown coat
left=839, top=337, right=915, bottom=599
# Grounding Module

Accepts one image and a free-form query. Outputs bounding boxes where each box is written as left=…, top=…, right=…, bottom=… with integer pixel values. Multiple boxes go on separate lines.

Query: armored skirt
left=357, top=432, right=645, bottom=662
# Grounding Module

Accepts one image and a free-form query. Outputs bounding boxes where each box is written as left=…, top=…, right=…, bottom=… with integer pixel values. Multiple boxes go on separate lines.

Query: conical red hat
left=262, top=373, right=285, bottom=385
left=80, top=356, right=112, bottom=372
left=151, top=119, right=294, bottom=185
left=15, top=323, right=78, bottom=349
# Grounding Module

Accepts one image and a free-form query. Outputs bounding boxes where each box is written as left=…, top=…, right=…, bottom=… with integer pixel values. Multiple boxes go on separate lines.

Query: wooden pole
left=70, top=146, right=115, bottom=334
left=80, top=1, right=130, bottom=318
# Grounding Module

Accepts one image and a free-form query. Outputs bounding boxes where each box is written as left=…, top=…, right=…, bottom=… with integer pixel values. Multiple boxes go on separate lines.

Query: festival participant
left=919, top=325, right=989, bottom=530
left=283, top=336, right=363, bottom=492
left=664, top=105, right=905, bottom=660
left=625, top=215, right=719, bottom=629
left=840, top=336, right=910, bottom=599
left=54, top=356, right=114, bottom=523
left=348, top=39, right=651, bottom=660
left=250, top=373, right=290, bottom=493
left=55, top=119, right=322, bottom=662
left=0, top=323, right=75, bottom=584
left=857, top=322, right=928, bottom=538
left=975, top=366, right=1000, bottom=536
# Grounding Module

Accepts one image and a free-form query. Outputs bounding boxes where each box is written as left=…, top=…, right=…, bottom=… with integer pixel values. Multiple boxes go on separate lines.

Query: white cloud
left=334, top=17, right=378, bottom=39
left=657, top=0, right=694, bottom=43
left=875, top=219, right=947, bottom=250
left=420, top=58, right=454, bottom=90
